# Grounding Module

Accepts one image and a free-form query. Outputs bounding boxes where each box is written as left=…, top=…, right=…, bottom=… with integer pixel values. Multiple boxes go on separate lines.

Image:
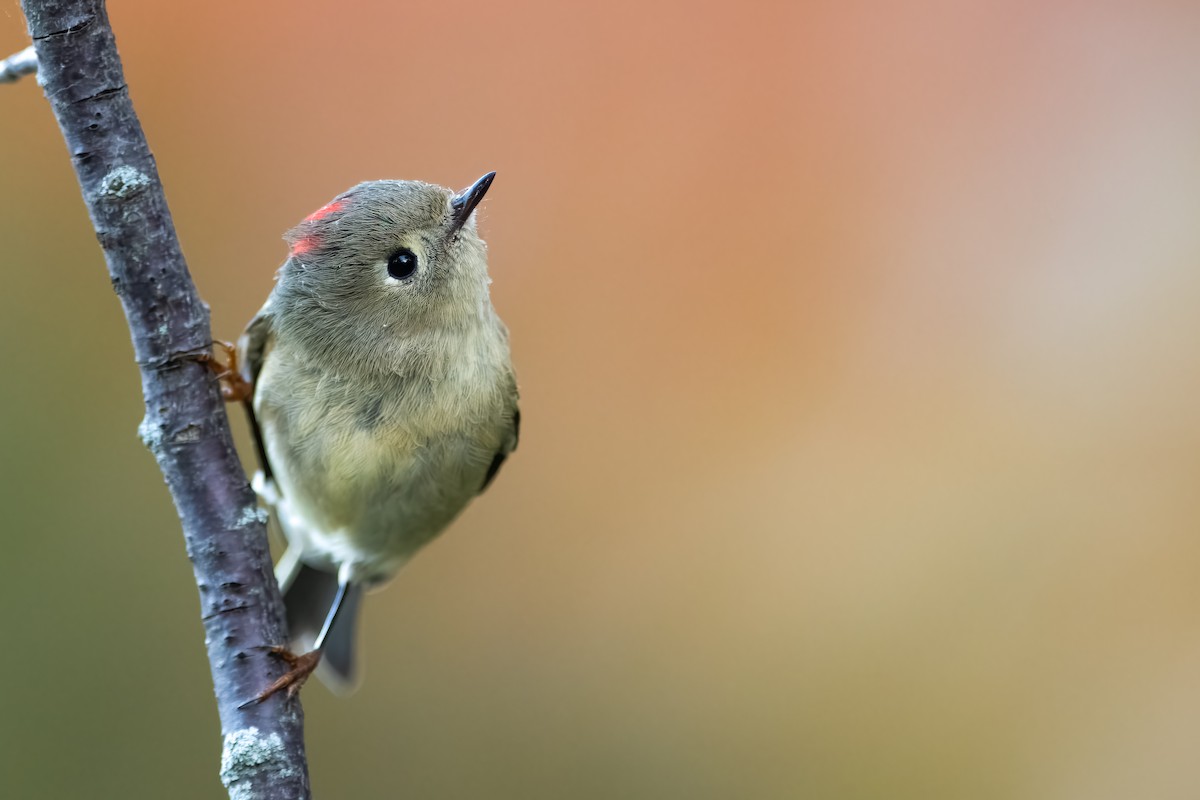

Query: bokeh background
left=3, top=1, right=1200, bottom=797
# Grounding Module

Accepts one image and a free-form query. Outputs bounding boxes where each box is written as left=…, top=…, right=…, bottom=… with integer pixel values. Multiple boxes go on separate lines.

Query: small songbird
left=236, top=173, right=519, bottom=700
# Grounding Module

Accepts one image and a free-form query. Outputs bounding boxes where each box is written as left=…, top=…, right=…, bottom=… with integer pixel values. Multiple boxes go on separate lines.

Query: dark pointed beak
left=448, top=171, right=496, bottom=237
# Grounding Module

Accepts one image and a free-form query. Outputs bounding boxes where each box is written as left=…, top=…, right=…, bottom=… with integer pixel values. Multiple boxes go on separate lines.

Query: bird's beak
left=448, top=171, right=496, bottom=237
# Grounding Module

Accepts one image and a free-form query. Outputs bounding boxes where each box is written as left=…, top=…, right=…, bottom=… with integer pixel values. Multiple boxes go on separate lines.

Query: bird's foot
left=239, top=647, right=322, bottom=708
left=197, top=340, right=253, bottom=403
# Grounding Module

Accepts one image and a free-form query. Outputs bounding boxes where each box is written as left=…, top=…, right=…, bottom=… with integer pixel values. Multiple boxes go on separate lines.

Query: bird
left=231, top=172, right=519, bottom=701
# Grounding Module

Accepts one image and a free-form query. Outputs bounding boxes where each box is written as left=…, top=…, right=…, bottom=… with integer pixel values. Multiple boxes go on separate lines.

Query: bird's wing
left=479, top=373, right=520, bottom=493
left=237, top=307, right=276, bottom=483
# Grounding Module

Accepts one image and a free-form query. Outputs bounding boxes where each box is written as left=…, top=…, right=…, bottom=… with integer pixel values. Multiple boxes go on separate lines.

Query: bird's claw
left=196, top=340, right=253, bottom=403
left=237, top=647, right=323, bottom=709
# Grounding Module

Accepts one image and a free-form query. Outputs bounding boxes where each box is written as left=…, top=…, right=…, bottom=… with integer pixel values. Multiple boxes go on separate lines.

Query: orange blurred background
left=4, top=2, right=1200, bottom=797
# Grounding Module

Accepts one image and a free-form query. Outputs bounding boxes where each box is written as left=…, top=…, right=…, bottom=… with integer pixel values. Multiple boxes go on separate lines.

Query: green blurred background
left=4, top=1, right=1200, bottom=797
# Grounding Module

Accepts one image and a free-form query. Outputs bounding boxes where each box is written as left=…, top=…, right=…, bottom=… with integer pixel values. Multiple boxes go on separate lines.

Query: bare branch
left=15, top=1, right=310, bottom=797
left=0, top=45, right=37, bottom=83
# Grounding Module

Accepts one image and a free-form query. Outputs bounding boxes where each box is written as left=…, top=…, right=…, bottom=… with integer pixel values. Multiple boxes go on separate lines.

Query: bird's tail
left=276, top=550, right=364, bottom=694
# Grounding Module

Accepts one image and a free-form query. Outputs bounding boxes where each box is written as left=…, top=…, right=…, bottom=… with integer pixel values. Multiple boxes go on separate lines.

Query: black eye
left=387, top=248, right=418, bottom=280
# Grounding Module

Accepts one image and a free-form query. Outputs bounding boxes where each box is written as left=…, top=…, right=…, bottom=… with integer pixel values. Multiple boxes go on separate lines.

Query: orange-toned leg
left=199, top=340, right=254, bottom=402
left=238, top=582, right=349, bottom=707
left=239, top=647, right=323, bottom=708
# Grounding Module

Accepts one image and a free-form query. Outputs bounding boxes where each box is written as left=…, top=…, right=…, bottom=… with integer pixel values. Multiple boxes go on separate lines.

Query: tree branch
left=11, top=2, right=310, bottom=797
left=0, top=45, right=37, bottom=83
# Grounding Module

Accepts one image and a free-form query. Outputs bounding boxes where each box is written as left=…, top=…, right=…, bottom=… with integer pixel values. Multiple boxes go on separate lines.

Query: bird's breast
left=254, top=336, right=511, bottom=578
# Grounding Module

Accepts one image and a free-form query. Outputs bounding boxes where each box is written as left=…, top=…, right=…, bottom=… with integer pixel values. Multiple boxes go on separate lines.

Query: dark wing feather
left=480, top=452, right=507, bottom=492
left=479, top=403, right=520, bottom=493
left=237, top=309, right=275, bottom=482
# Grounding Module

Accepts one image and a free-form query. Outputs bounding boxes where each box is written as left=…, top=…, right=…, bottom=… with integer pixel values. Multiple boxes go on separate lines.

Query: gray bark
left=13, top=1, right=311, bottom=796
left=0, top=45, right=37, bottom=83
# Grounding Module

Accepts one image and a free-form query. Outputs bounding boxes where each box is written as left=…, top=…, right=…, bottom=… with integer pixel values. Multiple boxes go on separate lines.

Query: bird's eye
left=387, top=248, right=419, bottom=280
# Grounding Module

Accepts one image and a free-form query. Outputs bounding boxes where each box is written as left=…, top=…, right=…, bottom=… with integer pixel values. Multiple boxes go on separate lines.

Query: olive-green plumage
left=239, top=174, right=518, bottom=691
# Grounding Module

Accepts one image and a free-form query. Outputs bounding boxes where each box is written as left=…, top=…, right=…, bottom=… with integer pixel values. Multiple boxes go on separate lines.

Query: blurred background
left=3, top=1, right=1200, bottom=797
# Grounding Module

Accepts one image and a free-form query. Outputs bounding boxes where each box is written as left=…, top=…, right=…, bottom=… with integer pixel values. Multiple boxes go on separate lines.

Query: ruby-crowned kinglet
left=237, top=172, right=519, bottom=698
